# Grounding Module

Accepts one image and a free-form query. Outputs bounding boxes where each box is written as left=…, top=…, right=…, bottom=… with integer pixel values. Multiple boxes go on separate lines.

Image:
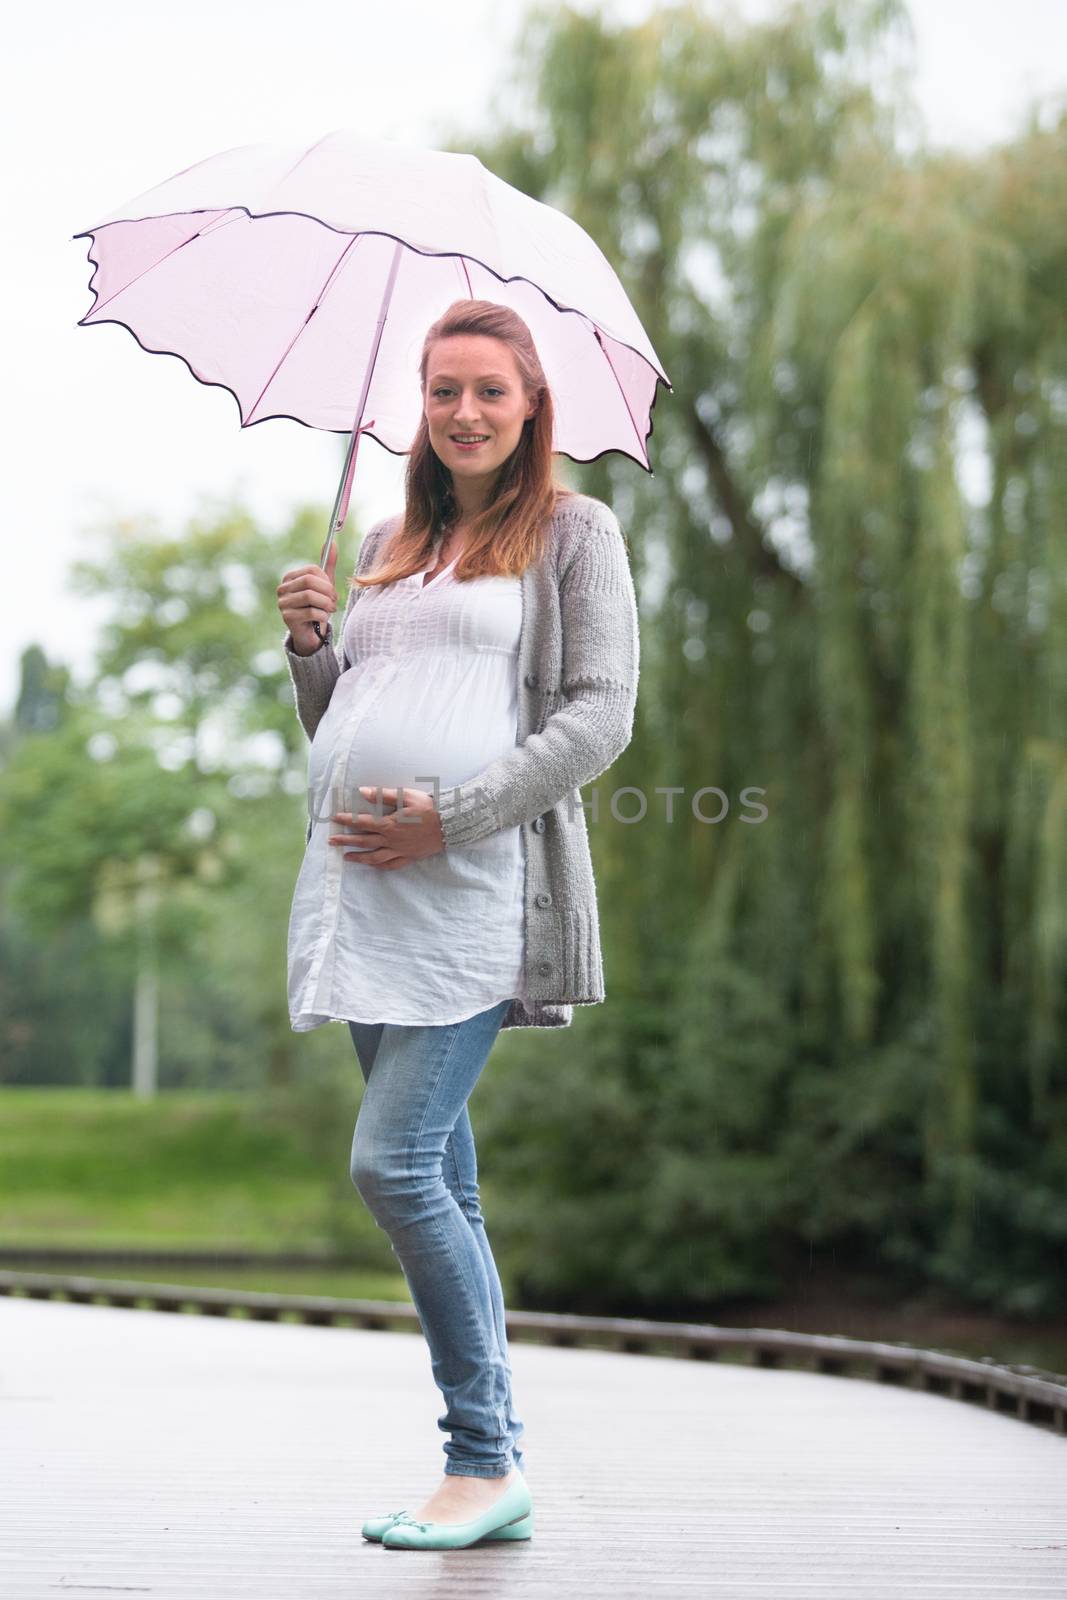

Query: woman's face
left=424, top=334, right=537, bottom=498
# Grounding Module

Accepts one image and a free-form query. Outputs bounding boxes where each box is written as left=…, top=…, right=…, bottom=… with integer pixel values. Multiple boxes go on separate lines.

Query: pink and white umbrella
left=72, top=129, right=671, bottom=634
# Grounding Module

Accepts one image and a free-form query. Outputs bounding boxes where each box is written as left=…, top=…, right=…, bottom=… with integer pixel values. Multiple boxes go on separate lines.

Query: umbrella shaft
left=321, top=237, right=405, bottom=563
left=315, top=237, right=405, bottom=627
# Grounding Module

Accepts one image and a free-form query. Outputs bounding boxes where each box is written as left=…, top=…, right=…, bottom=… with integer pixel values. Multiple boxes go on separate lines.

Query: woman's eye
left=432, top=388, right=504, bottom=399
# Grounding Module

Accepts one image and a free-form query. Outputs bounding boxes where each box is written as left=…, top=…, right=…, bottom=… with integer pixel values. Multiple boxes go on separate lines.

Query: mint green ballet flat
left=381, top=1476, right=533, bottom=1550
left=361, top=1509, right=409, bottom=1542
left=363, top=1502, right=533, bottom=1544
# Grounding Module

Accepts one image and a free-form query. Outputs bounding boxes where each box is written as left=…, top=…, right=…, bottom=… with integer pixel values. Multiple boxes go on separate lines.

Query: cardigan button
left=536, top=960, right=553, bottom=977
left=524, top=670, right=539, bottom=687
left=532, top=816, right=546, bottom=833
left=536, top=892, right=552, bottom=907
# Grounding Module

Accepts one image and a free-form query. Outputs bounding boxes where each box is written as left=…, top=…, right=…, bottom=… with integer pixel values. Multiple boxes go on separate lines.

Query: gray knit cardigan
left=282, top=491, right=640, bottom=1030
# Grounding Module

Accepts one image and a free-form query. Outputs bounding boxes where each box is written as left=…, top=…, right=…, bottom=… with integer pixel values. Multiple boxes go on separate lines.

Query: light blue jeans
left=347, top=998, right=526, bottom=1479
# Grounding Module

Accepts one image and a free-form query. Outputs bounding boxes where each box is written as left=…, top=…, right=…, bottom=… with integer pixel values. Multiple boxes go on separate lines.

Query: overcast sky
left=3, top=0, right=1065, bottom=712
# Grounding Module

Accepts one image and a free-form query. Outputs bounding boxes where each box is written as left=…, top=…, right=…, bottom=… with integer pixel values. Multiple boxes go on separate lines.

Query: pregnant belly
left=308, top=673, right=518, bottom=829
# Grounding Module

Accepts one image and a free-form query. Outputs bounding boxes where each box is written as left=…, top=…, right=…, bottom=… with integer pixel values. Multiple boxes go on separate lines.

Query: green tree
left=456, top=0, right=1067, bottom=1314
left=0, top=497, right=357, bottom=1092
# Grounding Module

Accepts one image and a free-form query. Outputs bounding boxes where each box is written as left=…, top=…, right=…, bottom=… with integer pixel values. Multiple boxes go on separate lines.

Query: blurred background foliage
left=2, top=0, right=1065, bottom=1330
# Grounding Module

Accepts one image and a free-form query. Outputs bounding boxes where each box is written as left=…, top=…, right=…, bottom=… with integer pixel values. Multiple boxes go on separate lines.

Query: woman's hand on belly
left=328, top=785, right=445, bottom=869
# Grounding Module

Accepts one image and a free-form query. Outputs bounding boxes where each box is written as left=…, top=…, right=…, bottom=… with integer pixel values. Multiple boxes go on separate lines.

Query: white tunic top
left=286, top=542, right=527, bottom=1029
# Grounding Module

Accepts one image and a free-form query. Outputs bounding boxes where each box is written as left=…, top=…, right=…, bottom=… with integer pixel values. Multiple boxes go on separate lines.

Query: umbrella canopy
left=71, top=129, right=672, bottom=473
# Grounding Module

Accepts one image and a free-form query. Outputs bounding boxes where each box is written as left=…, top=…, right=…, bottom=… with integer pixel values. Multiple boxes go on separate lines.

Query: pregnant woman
left=276, top=298, right=640, bottom=1551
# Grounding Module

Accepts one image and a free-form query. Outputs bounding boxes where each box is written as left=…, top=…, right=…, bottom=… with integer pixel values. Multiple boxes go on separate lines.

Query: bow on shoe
left=391, top=1513, right=430, bottom=1531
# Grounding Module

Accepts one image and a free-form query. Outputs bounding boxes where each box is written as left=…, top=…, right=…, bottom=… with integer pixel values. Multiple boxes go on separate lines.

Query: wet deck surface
left=2, top=1294, right=1066, bottom=1598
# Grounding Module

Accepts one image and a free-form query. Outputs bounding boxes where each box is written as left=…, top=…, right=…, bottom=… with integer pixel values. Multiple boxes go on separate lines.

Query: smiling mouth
left=451, top=435, right=489, bottom=445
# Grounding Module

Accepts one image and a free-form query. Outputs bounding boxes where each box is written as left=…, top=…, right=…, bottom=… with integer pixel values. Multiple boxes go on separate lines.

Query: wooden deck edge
left=2, top=1269, right=1064, bottom=1437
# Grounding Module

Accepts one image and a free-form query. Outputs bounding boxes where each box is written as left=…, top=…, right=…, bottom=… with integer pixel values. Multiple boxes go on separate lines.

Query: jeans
left=347, top=998, right=526, bottom=1479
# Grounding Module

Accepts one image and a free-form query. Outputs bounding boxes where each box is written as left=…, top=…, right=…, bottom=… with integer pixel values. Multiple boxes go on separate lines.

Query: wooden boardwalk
left=2, top=1294, right=1065, bottom=1599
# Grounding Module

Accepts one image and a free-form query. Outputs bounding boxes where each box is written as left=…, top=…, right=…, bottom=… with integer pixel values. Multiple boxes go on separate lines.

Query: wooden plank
left=2, top=1296, right=1065, bottom=1598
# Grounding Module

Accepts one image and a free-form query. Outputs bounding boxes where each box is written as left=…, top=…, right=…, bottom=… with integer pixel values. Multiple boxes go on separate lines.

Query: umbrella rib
left=594, top=328, right=649, bottom=466
left=278, top=129, right=338, bottom=187
left=81, top=211, right=246, bottom=320
left=244, top=234, right=364, bottom=426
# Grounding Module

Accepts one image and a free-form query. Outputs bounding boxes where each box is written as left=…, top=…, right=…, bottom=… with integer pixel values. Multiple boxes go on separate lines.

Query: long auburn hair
left=348, top=299, right=576, bottom=593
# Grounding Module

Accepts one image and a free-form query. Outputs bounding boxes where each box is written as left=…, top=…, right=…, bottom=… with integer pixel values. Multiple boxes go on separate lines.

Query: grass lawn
left=0, top=1086, right=393, bottom=1272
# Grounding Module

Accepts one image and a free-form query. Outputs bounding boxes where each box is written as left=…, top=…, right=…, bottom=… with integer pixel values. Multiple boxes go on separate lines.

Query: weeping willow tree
left=447, top=0, right=1067, bottom=1314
